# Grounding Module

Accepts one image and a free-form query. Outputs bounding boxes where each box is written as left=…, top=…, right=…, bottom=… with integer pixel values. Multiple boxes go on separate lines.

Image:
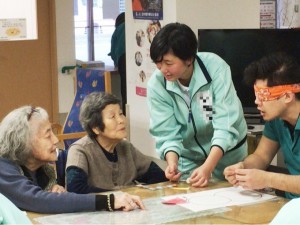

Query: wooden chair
left=60, top=68, right=112, bottom=150
left=51, top=123, right=86, bottom=149
left=52, top=68, right=112, bottom=186
left=51, top=123, right=86, bottom=186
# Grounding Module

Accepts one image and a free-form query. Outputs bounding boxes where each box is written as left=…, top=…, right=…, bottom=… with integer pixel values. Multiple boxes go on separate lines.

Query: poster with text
left=0, top=18, right=26, bottom=40
left=132, top=0, right=163, bottom=20
left=133, top=20, right=162, bottom=97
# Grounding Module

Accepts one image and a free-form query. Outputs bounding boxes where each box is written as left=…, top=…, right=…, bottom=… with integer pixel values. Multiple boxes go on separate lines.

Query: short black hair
left=150, top=22, right=197, bottom=63
left=244, top=52, right=300, bottom=99
left=115, top=12, right=125, bottom=27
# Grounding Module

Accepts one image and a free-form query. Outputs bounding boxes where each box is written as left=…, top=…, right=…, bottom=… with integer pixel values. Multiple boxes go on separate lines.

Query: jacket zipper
left=172, top=91, right=208, bottom=158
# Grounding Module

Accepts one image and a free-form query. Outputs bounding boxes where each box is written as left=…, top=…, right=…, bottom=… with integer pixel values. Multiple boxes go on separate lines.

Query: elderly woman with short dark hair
left=0, top=106, right=144, bottom=213
left=66, top=92, right=167, bottom=194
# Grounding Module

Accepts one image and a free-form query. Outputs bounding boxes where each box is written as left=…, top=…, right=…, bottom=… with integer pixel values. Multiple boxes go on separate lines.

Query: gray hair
left=0, top=106, right=49, bottom=164
left=79, top=92, right=121, bottom=138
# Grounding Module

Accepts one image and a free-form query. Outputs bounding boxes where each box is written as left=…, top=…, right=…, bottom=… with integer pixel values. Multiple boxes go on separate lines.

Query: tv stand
left=244, top=113, right=263, bottom=125
left=247, top=124, right=264, bottom=135
left=246, top=122, right=264, bottom=155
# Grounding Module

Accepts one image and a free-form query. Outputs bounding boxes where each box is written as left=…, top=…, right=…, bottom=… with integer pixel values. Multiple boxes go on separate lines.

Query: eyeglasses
left=27, top=106, right=39, bottom=121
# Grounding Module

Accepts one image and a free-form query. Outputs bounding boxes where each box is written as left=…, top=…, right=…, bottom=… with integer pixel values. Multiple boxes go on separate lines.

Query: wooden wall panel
left=0, top=0, right=58, bottom=122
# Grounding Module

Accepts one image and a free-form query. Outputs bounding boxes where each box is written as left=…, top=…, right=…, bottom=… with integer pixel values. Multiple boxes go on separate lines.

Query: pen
left=172, top=187, right=190, bottom=190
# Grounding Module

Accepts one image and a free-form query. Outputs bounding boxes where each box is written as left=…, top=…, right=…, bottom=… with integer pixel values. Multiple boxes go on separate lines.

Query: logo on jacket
left=198, top=91, right=213, bottom=122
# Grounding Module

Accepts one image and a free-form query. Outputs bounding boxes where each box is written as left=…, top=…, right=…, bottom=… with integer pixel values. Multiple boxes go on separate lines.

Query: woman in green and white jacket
left=147, top=22, right=248, bottom=187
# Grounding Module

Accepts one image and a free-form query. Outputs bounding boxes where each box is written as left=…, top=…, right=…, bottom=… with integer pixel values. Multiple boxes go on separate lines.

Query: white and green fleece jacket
left=147, top=52, right=248, bottom=179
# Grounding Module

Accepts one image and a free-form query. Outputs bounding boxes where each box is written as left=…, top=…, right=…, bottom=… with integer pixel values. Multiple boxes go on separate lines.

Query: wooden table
left=28, top=181, right=288, bottom=224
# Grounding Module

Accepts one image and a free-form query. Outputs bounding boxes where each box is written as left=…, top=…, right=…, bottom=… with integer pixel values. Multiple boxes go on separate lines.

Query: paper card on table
left=161, top=186, right=277, bottom=212
left=162, top=197, right=187, bottom=205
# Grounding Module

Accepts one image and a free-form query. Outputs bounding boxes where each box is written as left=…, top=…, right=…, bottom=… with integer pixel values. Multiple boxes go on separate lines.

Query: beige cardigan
left=66, top=136, right=152, bottom=190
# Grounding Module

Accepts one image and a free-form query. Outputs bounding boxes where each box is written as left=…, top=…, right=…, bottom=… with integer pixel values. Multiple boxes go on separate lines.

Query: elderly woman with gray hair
left=0, top=106, right=145, bottom=213
left=66, top=92, right=167, bottom=194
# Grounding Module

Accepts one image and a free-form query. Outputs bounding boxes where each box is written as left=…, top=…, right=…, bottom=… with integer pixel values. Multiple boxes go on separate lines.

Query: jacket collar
left=165, top=55, right=212, bottom=96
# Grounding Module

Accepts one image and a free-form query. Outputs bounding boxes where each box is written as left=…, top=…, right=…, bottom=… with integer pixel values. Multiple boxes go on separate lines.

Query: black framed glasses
left=27, top=106, right=39, bottom=121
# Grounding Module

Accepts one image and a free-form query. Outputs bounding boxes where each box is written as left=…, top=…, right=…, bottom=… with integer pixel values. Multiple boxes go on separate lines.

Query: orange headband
left=254, top=84, right=300, bottom=101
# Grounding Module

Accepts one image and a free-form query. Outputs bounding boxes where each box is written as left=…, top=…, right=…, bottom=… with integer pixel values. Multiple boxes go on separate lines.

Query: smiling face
left=155, top=52, right=193, bottom=84
left=29, top=119, right=59, bottom=169
left=95, top=104, right=127, bottom=145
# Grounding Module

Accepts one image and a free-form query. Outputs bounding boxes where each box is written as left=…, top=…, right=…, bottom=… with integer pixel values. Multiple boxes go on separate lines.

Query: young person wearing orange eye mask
left=224, top=52, right=300, bottom=199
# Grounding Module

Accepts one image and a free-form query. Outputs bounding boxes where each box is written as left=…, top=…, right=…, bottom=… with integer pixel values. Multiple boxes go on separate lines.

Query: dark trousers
left=118, top=54, right=126, bottom=115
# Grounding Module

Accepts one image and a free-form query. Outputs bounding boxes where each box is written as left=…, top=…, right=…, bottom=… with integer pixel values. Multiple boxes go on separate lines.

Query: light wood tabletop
left=28, top=180, right=289, bottom=224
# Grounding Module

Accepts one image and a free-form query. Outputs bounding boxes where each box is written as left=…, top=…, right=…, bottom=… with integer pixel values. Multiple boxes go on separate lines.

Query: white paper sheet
left=34, top=187, right=276, bottom=224
left=161, top=186, right=276, bottom=212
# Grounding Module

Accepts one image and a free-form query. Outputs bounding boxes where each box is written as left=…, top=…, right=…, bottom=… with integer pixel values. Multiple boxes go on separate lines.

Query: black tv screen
left=198, top=29, right=300, bottom=115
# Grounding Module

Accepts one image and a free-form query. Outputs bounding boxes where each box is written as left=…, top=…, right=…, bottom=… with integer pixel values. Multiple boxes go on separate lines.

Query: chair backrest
left=55, top=148, right=68, bottom=187
left=62, top=68, right=111, bottom=149
left=52, top=131, right=87, bottom=187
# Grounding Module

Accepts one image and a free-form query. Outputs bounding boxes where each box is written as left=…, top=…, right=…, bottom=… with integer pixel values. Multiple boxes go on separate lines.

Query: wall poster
left=260, top=0, right=276, bottom=28
left=132, top=0, right=163, bottom=20
left=0, top=19, right=27, bottom=40
left=133, top=20, right=162, bottom=97
left=0, top=0, right=37, bottom=40
left=131, top=0, right=164, bottom=97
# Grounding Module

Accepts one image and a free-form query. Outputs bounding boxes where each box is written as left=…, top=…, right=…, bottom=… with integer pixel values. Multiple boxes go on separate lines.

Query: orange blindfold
left=254, top=84, right=300, bottom=101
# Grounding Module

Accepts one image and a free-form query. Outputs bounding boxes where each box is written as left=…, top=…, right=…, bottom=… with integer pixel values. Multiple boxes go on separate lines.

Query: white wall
left=55, top=0, right=77, bottom=113
left=176, top=0, right=260, bottom=31
left=126, top=0, right=260, bottom=158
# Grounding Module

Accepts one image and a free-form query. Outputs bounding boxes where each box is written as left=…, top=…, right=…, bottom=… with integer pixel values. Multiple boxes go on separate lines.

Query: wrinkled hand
left=114, top=193, right=145, bottom=211
left=165, top=163, right=181, bottom=182
left=188, top=166, right=211, bottom=187
left=224, top=162, right=244, bottom=186
left=49, top=184, right=66, bottom=193
left=235, top=168, right=268, bottom=190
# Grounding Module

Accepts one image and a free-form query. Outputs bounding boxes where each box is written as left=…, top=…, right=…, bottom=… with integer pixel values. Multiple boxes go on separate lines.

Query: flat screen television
left=198, top=29, right=300, bottom=118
